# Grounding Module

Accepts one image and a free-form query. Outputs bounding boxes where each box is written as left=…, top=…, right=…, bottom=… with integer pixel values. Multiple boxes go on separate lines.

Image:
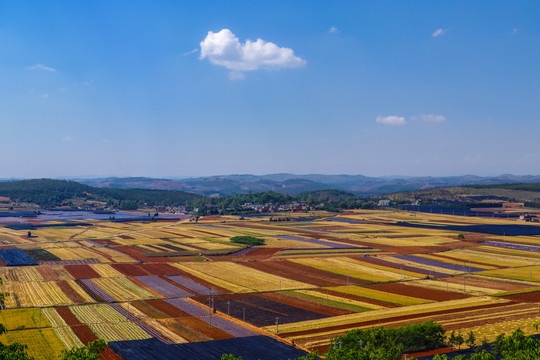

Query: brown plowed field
left=142, top=299, right=183, bottom=318
left=111, top=264, right=149, bottom=276
left=57, top=281, right=86, bottom=303
left=280, top=301, right=516, bottom=338
left=132, top=300, right=172, bottom=319
left=65, top=265, right=100, bottom=279
left=113, top=246, right=171, bottom=262
left=241, top=260, right=364, bottom=287
left=367, top=283, right=468, bottom=302
left=446, top=276, right=529, bottom=291
left=141, top=263, right=180, bottom=275
left=502, top=290, right=540, bottom=302
left=37, top=266, right=59, bottom=281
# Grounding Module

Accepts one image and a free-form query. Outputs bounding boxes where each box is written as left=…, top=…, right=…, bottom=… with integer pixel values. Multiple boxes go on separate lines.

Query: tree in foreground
left=59, top=339, right=106, bottom=360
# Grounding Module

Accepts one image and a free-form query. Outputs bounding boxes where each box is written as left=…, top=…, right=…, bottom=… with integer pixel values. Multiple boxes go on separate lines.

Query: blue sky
left=1, top=1, right=539, bottom=178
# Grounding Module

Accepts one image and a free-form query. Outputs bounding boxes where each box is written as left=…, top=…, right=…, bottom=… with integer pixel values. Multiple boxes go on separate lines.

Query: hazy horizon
left=1, top=1, right=539, bottom=178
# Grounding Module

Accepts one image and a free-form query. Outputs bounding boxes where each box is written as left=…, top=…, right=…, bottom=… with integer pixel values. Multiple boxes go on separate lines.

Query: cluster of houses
left=240, top=202, right=309, bottom=212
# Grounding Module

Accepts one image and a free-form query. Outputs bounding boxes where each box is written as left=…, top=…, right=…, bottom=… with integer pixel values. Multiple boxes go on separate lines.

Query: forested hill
left=0, top=179, right=203, bottom=208
left=464, top=183, right=540, bottom=192
left=388, top=183, right=540, bottom=205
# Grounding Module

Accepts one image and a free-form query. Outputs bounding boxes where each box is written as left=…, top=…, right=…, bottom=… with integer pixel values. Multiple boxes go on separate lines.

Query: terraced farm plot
left=174, top=262, right=314, bottom=293
left=482, top=265, right=540, bottom=282
left=0, top=328, right=65, bottom=360
left=70, top=304, right=151, bottom=342
left=1, top=281, right=74, bottom=308
left=0, top=266, right=44, bottom=282
left=328, top=285, right=432, bottom=306
left=290, top=257, right=414, bottom=283
left=42, top=307, right=84, bottom=349
left=0, top=308, right=51, bottom=330
left=90, top=277, right=157, bottom=301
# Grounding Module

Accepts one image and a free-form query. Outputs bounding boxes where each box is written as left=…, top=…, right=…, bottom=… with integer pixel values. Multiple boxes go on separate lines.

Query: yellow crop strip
left=290, top=257, right=410, bottom=282
left=91, top=277, right=156, bottom=301
left=0, top=328, right=65, bottom=360
left=328, top=285, right=432, bottom=306
left=175, top=262, right=314, bottom=293
left=70, top=304, right=150, bottom=342
left=482, top=265, right=540, bottom=282
left=42, top=308, right=84, bottom=349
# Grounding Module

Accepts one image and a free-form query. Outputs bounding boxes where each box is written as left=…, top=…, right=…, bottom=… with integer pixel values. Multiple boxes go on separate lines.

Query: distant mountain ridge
left=75, top=174, right=540, bottom=196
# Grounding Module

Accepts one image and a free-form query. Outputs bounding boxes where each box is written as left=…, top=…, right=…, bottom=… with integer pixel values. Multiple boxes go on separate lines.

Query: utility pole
left=227, top=299, right=230, bottom=316
left=275, top=317, right=279, bottom=336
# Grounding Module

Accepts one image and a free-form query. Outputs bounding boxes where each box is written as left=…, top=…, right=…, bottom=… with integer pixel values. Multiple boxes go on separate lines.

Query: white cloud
left=329, top=26, right=339, bottom=34
left=432, top=28, right=446, bottom=38
left=513, top=28, right=518, bottom=34
left=26, top=64, right=57, bottom=72
left=376, top=115, right=406, bottom=126
left=413, top=114, right=447, bottom=123
left=200, top=29, right=306, bottom=75
left=228, top=71, right=246, bottom=81
left=182, top=48, right=199, bottom=56
left=63, top=135, right=73, bottom=142
left=81, top=80, right=93, bottom=86
left=42, top=93, right=49, bottom=99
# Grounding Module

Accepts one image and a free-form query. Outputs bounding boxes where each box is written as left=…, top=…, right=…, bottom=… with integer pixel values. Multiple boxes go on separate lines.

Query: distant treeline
left=465, top=183, right=540, bottom=192
left=0, top=179, right=203, bottom=208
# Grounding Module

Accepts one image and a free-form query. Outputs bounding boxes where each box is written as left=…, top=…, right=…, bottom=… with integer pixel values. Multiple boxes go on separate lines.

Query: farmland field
left=0, top=209, right=539, bottom=358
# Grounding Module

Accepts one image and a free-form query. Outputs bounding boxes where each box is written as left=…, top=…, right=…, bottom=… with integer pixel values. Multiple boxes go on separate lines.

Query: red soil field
left=446, top=276, right=529, bottom=292
left=113, top=246, right=171, bottom=263
left=141, top=263, right=181, bottom=276
left=367, top=283, right=468, bottom=301
left=111, top=264, right=149, bottom=276
left=501, top=290, right=540, bottom=303
left=118, top=235, right=134, bottom=240
left=57, top=281, right=86, bottom=303
left=143, top=299, right=185, bottom=318
left=180, top=316, right=235, bottom=340
left=241, top=260, right=366, bottom=287
left=37, top=266, right=59, bottom=281
left=64, top=265, right=100, bottom=279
